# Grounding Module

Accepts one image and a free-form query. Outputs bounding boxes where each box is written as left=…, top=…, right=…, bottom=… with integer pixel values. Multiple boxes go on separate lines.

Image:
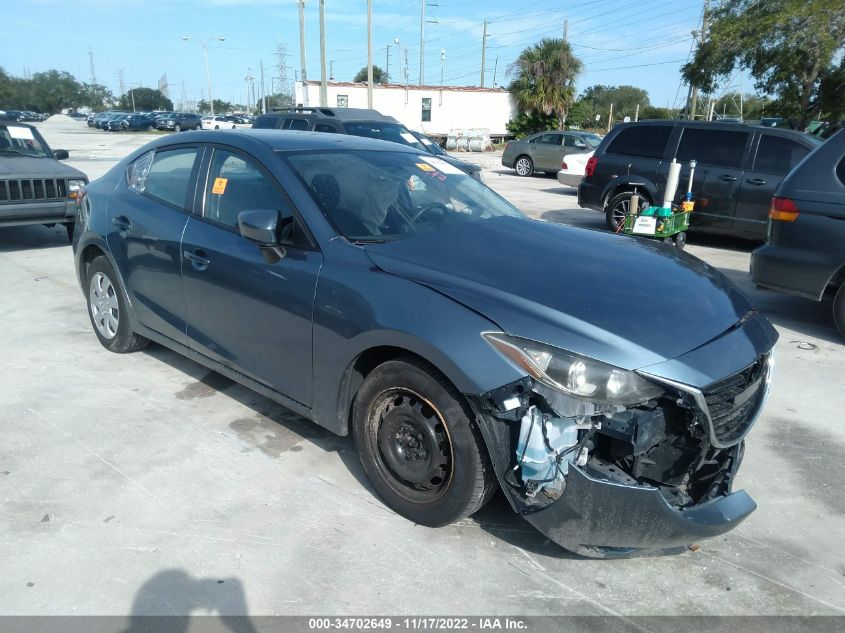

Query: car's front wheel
left=353, top=358, right=497, bottom=527
left=174, top=124, right=182, bottom=133
left=195, top=124, right=202, bottom=130
left=514, top=155, right=534, bottom=177
left=834, top=284, right=845, bottom=340
left=86, top=256, right=149, bottom=353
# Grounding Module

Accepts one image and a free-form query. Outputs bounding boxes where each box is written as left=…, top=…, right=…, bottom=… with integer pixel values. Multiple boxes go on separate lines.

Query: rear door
left=530, top=133, right=563, bottom=172
left=674, top=126, right=751, bottom=233
left=180, top=145, right=322, bottom=406
left=106, top=145, right=203, bottom=344
left=600, top=123, right=674, bottom=194
left=734, top=132, right=814, bottom=238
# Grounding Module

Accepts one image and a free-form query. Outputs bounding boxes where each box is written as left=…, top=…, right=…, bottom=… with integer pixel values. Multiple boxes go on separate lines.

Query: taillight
left=560, top=160, right=568, bottom=170
left=769, top=197, right=799, bottom=221
left=585, top=156, right=598, bottom=178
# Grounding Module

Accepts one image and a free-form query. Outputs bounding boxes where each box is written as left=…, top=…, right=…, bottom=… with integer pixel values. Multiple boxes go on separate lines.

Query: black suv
left=156, top=112, right=203, bottom=132
left=578, top=120, right=821, bottom=239
left=751, top=128, right=845, bottom=338
left=253, top=107, right=483, bottom=180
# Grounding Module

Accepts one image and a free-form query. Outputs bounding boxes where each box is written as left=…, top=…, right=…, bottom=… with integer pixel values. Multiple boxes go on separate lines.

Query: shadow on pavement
left=0, top=223, right=71, bottom=253
left=121, top=569, right=258, bottom=632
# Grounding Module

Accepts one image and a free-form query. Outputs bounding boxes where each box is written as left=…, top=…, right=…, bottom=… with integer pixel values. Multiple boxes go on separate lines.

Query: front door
left=734, top=133, right=812, bottom=239
left=180, top=146, right=322, bottom=407
left=530, top=133, right=563, bottom=172
left=674, top=127, right=751, bottom=232
left=106, top=145, right=202, bottom=344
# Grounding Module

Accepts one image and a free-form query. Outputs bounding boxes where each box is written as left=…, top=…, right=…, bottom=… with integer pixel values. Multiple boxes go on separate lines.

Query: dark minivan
left=751, top=128, right=845, bottom=338
left=578, top=120, right=821, bottom=239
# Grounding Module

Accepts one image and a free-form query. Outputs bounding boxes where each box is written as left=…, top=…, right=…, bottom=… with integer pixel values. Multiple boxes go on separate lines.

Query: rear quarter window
left=605, top=125, right=672, bottom=158
left=753, top=135, right=810, bottom=174
left=676, top=128, right=749, bottom=168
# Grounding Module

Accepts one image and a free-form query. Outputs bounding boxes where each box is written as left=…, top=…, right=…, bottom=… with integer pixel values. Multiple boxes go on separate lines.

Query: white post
left=367, top=0, right=373, bottom=108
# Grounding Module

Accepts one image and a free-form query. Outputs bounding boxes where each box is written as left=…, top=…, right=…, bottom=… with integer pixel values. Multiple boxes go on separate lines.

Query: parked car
left=120, top=113, right=157, bottom=132
left=502, top=131, right=602, bottom=177
left=557, top=151, right=594, bottom=188
left=253, top=107, right=484, bottom=181
left=72, top=129, right=777, bottom=557
left=409, top=129, right=483, bottom=181
left=751, top=129, right=845, bottom=338
left=86, top=114, right=96, bottom=127
left=105, top=114, right=130, bottom=131
left=202, top=115, right=236, bottom=130
left=0, top=121, right=87, bottom=240
left=578, top=120, right=822, bottom=238
left=156, top=112, right=202, bottom=132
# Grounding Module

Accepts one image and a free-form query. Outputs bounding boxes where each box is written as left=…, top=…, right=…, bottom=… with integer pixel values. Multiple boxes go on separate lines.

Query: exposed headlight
left=483, top=333, right=663, bottom=405
left=67, top=179, right=86, bottom=199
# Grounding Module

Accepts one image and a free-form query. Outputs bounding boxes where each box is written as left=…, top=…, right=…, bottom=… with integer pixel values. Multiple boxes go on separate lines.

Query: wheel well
left=337, top=346, right=456, bottom=436
left=604, top=186, right=653, bottom=209
left=80, top=244, right=107, bottom=283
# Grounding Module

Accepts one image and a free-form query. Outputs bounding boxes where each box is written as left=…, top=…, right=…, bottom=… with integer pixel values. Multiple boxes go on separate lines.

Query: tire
left=606, top=191, right=651, bottom=232
left=174, top=124, right=182, bottom=133
left=147, top=125, right=154, bottom=132
left=514, top=155, right=534, bottom=177
left=195, top=124, right=201, bottom=130
left=352, top=357, right=497, bottom=527
left=85, top=256, right=149, bottom=353
left=674, top=231, right=687, bottom=249
left=65, top=222, right=74, bottom=243
left=834, top=284, right=845, bottom=340
left=214, top=125, right=220, bottom=130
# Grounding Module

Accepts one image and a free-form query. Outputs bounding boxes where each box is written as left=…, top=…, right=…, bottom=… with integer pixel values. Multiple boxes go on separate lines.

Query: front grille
left=0, top=178, right=67, bottom=203
left=701, top=355, right=769, bottom=446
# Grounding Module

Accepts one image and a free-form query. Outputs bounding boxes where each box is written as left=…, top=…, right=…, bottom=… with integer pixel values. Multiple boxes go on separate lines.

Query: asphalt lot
left=1, top=117, right=844, bottom=617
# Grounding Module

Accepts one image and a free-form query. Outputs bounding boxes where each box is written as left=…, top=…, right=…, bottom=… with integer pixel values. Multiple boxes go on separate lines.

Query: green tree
left=28, top=70, right=81, bottom=113
left=197, top=99, right=232, bottom=114
left=710, top=92, right=772, bottom=120
left=640, top=105, right=674, bottom=120
left=565, top=100, right=592, bottom=128
left=119, top=88, right=173, bottom=112
left=682, top=0, right=845, bottom=128
left=507, top=38, right=583, bottom=129
left=579, top=84, right=650, bottom=120
left=265, top=92, right=294, bottom=110
left=353, top=65, right=389, bottom=83
left=77, top=83, right=114, bottom=110
left=818, top=57, right=845, bottom=120
left=505, top=111, right=558, bottom=138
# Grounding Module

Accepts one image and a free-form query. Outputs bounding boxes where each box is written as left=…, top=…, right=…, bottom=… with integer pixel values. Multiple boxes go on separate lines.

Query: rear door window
left=314, top=124, right=337, bottom=133
left=753, top=134, right=810, bottom=174
left=538, top=134, right=562, bottom=145
left=676, top=128, right=749, bottom=168
left=143, top=147, right=200, bottom=210
left=605, top=125, right=672, bottom=158
left=288, top=119, right=310, bottom=131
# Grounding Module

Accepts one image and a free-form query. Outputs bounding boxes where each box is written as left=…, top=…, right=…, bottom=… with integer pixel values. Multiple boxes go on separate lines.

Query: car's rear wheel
left=606, top=191, right=650, bottom=232
left=352, top=358, right=497, bottom=527
left=195, top=124, right=201, bottom=130
left=514, top=156, right=534, bottom=177
left=86, top=256, right=148, bottom=353
left=833, top=284, right=845, bottom=340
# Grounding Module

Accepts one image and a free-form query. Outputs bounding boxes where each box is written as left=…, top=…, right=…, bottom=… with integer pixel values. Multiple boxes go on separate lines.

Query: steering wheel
left=410, top=202, right=450, bottom=224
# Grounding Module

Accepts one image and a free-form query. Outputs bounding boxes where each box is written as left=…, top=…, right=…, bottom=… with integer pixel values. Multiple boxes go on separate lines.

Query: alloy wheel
left=515, top=157, right=532, bottom=176
left=89, top=272, right=119, bottom=339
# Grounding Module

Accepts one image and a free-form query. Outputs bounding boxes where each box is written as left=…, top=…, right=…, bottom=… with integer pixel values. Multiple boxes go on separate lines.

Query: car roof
left=262, top=107, right=398, bottom=123
left=149, top=129, right=424, bottom=154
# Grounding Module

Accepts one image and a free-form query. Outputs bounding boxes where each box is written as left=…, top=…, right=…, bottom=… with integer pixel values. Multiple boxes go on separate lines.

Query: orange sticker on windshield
left=212, top=177, right=228, bottom=195
left=416, top=163, right=435, bottom=172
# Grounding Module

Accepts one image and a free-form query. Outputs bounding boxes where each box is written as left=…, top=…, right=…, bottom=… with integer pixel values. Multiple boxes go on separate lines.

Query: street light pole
left=183, top=35, right=225, bottom=115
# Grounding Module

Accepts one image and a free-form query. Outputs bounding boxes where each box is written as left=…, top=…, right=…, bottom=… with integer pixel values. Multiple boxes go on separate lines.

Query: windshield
left=285, top=150, right=524, bottom=243
left=580, top=133, right=603, bottom=148
left=0, top=124, right=52, bottom=158
left=414, top=133, right=448, bottom=156
left=343, top=121, right=428, bottom=151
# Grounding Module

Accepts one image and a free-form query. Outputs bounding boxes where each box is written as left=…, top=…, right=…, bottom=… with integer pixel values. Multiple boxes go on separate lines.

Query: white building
left=293, top=80, right=515, bottom=138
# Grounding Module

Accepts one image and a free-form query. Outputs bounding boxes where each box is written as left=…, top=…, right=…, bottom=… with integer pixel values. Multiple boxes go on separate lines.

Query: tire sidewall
left=86, top=257, right=136, bottom=352
left=606, top=191, right=649, bottom=231
left=352, top=359, right=490, bottom=527
left=834, top=284, right=845, bottom=340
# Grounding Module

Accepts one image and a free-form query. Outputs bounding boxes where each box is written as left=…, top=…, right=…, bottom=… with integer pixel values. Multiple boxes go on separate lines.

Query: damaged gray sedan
left=73, top=131, right=777, bottom=557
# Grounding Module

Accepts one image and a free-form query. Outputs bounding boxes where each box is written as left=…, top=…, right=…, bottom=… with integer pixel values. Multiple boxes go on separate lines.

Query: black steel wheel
left=353, top=358, right=497, bottom=526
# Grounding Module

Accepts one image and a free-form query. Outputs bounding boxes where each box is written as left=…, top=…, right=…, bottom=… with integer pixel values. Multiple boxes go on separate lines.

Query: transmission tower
left=88, top=46, right=97, bottom=85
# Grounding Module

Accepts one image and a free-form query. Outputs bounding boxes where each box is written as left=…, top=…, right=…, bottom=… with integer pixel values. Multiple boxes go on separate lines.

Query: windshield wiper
left=352, top=237, right=399, bottom=244
left=0, top=149, right=37, bottom=156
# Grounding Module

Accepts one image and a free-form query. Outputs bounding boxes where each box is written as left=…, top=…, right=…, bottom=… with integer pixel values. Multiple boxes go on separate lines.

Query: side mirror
left=238, top=209, right=280, bottom=246
left=54, top=149, right=69, bottom=160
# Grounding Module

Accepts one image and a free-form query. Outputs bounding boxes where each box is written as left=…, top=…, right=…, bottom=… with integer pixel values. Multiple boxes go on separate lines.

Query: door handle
left=183, top=249, right=211, bottom=270
left=719, top=174, right=738, bottom=182
left=112, top=215, right=132, bottom=231
left=746, top=178, right=767, bottom=186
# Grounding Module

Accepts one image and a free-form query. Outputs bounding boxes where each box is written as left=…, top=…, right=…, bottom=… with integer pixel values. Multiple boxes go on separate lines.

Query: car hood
left=0, top=156, right=86, bottom=180
left=364, top=216, right=754, bottom=370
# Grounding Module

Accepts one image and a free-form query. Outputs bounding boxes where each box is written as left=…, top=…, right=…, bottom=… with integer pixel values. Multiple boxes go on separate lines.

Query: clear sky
left=5, top=0, right=712, bottom=110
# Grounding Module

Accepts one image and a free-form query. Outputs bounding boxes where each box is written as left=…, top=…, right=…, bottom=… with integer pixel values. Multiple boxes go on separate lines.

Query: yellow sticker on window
left=212, top=177, right=228, bottom=195
left=416, top=163, right=435, bottom=172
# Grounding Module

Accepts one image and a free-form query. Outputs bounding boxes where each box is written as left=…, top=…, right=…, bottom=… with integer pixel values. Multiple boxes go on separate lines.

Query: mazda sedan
left=72, top=130, right=777, bottom=557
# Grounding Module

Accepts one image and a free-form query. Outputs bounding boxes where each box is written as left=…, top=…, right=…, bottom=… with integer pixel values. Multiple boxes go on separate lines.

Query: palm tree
left=508, top=39, right=583, bottom=130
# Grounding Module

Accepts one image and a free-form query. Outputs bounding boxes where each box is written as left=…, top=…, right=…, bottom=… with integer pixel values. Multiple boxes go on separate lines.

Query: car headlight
left=67, top=179, right=86, bottom=199
left=483, top=333, right=663, bottom=405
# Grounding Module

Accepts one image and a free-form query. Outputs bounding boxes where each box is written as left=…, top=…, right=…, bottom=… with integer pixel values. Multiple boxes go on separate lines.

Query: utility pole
left=298, top=0, right=309, bottom=106
left=419, top=0, right=426, bottom=85
left=440, top=49, right=445, bottom=87
left=607, top=103, right=613, bottom=132
left=688, top=0, right=709, bottom=120
left=385, top=45, right=390, bottom=83
left=367, top=0, right=373, bottom=108
left=88, top=46, right=97, bottom=85
left=492, top=53, right=499, bottom=87
left=330, top=60, right=334, bottom=81
left=480, top=19, right=487, bottom=87
left=260, top=60, right=266, bottom=113
left=563, top=19, right=568, bottom=42
left=319, top=0, right=328, bottom=107
left=117, top=69, right=125, bottom=98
